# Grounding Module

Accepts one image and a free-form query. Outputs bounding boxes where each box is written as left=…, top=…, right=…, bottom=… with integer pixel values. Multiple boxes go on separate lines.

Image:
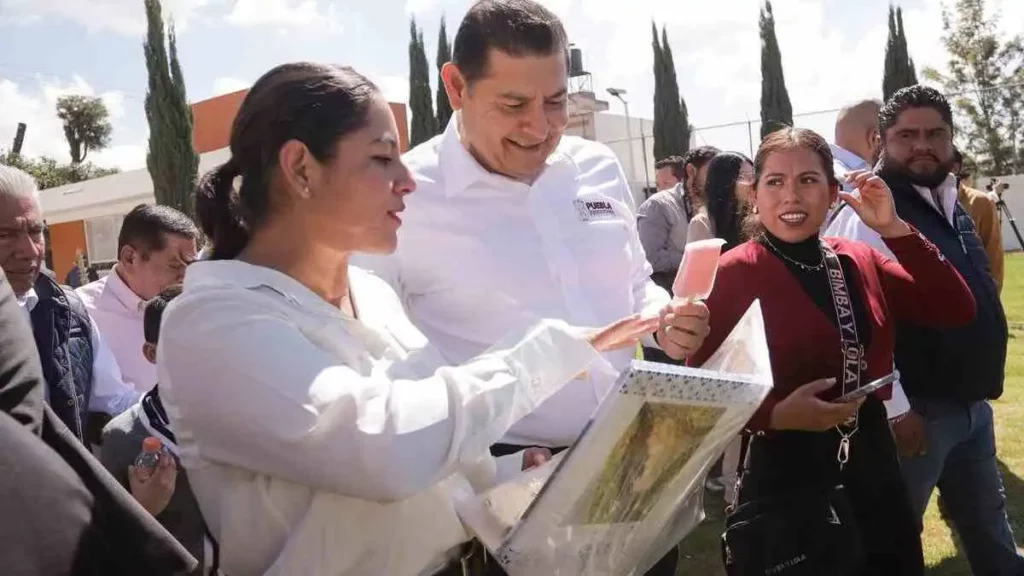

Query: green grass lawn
left=675, top=253, right=1024, bottom=575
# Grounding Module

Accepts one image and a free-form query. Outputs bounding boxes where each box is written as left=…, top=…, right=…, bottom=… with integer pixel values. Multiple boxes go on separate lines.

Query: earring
left=300, top=185, right=311, bottom=199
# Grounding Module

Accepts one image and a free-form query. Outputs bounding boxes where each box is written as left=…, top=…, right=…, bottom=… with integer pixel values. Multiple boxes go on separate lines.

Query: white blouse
left=157, top=260, right=601, bottom=576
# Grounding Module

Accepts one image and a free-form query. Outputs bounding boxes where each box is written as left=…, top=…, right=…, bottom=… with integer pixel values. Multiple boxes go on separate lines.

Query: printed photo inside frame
left=454, top=301, right=774, bottom=576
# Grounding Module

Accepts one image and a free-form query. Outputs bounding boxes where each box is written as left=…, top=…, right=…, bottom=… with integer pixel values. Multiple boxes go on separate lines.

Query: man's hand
left=840, top=170, right=912, bottom=239
left=891, top=411, right=927, bottom=458
left=128, top=453, right=177, bottom=516
left=655, top=300, right=711, bottom=361
left=522, top=447, right=552, bottom=471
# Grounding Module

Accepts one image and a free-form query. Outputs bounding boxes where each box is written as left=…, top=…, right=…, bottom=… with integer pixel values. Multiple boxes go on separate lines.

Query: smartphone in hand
left=833, top=372, right=898, bottom=403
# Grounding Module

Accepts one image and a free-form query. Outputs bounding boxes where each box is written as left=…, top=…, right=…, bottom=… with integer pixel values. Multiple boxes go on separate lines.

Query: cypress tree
left=660, top=27, right=690, bottom=157
left=144, top=0, right=199, bottom=218
left=652, top=23, right=667, bottom=161
left=883, top=5, right=919, bottom=100
left=681, top=97, right=692, bottom=151
left=408, top=19, right=437, bottom=147
left=435, top=17, right=454, bottom=132
left=759, top=1, right=793, bottom=139
left=883, top=5, right=900, bottom=100
left=896, top=8, right=919, bottom=87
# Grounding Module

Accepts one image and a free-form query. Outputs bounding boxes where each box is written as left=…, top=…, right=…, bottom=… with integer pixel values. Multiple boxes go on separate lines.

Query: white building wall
left=37, top=147, right=231, bottom=224
left=592, top=112, right=655, bottom=207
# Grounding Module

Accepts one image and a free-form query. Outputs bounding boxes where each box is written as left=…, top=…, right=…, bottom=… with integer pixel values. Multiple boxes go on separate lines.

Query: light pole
left=607, top=87, right=639, bottom=193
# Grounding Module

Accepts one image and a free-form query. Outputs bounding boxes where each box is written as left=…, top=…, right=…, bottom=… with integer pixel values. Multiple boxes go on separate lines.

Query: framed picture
left=458, top=302, right=772, bottom=576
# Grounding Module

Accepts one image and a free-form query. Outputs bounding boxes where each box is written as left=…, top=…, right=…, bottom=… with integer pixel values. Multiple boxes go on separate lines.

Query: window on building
left=84, top=214, right=125, bottom=265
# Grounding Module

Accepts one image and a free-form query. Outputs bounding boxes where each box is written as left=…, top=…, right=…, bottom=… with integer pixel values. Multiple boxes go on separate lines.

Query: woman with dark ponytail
left=157, top=62, right=656, bottom=576
left=685, top=152, right=754, bottom=250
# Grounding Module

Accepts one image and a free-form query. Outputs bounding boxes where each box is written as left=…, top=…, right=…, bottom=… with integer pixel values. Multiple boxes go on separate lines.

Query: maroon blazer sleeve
left=687, top=255, right=781, bottom=432
left=872, top=229, right=977, bottom=327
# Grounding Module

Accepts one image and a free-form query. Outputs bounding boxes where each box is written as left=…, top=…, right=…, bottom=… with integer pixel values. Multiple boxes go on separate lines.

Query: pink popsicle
left=673, top=238, right=727, bottom=300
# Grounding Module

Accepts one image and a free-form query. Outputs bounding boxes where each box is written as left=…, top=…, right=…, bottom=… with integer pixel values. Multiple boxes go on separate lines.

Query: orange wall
left=191, top=90, right=410, bottom=153
left=191, top=90, right=248, bottom=154
left=49, top=220, right=87, bottom=282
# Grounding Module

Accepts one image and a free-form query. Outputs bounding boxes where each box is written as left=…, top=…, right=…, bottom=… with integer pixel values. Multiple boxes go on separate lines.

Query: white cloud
left=0, top=0, right=213, bottom=35
left=92, top=143, right=148, bottom=171
left=0, top=0, right=351, bottom=35
left=0, top=75, right=142, bottom=170
left=211, top=76, right=251, bottom=97
left=225, top=0, right=342, bottom=33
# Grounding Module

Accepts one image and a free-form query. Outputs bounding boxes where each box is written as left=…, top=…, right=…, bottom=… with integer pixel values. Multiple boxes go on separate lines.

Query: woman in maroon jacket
left=688, top=128, right=975, bottom=575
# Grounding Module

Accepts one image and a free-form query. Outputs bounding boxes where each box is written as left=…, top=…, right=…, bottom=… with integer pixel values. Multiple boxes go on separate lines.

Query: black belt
left=489, top=443, right=568, bottom=458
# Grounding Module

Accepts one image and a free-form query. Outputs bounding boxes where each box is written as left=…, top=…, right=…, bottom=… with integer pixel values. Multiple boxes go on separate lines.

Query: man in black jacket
left=0, top=265, right=197, bottom=575
left=828, top=86, right=1021, bottom=575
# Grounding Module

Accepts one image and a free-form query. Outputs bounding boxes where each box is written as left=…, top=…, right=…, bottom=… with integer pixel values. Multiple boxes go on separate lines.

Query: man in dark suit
left=0, top=266, right=197, bottom=575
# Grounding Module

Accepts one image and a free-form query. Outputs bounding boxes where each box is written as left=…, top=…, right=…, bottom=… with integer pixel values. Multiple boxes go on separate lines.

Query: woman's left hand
left=839, top=170, right=912, bottom=239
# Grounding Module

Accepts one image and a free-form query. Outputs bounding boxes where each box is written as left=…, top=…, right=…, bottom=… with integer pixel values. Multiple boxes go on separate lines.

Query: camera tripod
left=996, top=196, right=1024, bottom=252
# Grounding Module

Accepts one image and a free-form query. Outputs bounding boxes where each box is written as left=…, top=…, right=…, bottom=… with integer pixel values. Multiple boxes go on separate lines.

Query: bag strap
left=731, top=241, right=866, bottom=505
left=820, top=242, right=864, bottom=398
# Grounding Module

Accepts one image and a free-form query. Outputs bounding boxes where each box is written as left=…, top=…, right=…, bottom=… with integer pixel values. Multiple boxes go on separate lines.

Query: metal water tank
left=569, top=46, right=584, bottom=76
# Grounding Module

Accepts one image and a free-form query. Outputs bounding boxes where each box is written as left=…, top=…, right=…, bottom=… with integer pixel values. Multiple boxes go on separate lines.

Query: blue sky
left=0, top=0, right=1021, bottom=170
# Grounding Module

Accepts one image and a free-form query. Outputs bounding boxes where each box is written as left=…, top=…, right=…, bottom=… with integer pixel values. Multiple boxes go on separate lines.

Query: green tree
left=896, top=8, right=919, bottom=87
left=660, top=27, right=690, bottom=158
left=409, top=18, right=437, bottom=147
left=55, top=95, right=113, bottom=164
left=925, top=0, right=1024, bottom=175
left=435, top=16, right=454, bottom=132
left=883, top=5, right=920, bottom=100
left=0, top=151, right=118, bottom=190
left=759, top=1, right=793, bottom=139
left=652, top=23, right=667, bottom=160
left=144, top=0, right=200, bottom=218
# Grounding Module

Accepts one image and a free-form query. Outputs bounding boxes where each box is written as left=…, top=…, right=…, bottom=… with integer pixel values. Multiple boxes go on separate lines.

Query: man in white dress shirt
left=0, top=165, right=139, bottom=444
left=826, top=86, right=1021, bottom=575
left=78, top=204, right=198, bottom=392
left=357, top=2, right=709, bottom=573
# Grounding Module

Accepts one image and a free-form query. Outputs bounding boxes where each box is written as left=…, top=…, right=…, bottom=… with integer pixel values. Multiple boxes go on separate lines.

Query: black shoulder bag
left=720, top=242, right=866, bottom=576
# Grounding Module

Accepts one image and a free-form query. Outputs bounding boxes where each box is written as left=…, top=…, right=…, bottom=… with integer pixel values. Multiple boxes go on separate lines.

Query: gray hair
left=0, top=164, right=40, bottom=203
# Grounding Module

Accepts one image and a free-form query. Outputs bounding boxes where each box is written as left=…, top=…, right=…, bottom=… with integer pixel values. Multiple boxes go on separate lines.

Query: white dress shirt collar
left=830, top=144, right=870, bottom=172
left=104, top=266, right=146, bottom=314
left=17, top=287, right=39, bottom=313
left=912, top=172, right=959, bottom=224
left=438, top=113, right=572, bottom=198
left=187, top=259, right=348, bottom=320
left=185, top=259, right=415, bottom=355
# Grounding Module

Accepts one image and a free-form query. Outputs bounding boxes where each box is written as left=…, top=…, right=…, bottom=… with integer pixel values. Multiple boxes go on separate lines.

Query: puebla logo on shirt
left=574, top=199, right=616, bottom=222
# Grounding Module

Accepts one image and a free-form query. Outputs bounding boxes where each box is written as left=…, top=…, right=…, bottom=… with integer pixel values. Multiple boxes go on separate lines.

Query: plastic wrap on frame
left=455, top=301, right=773, bottom=575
